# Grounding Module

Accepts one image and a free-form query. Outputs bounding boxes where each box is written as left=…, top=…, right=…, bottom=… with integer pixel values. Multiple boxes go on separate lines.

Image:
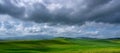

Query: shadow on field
left=1, top=39, right=72, bottom=52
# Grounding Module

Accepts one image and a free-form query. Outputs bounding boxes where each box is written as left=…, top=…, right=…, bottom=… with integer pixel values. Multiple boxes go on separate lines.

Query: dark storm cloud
left=85, top=0, right=120, bottom=23
left=0, top=0, right=120, bottom=24
left=0, top=0, right=25, bottom=18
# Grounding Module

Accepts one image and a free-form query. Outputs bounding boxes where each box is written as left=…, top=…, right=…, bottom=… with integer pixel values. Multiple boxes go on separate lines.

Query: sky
left=0, top=0, right=120, bottom=39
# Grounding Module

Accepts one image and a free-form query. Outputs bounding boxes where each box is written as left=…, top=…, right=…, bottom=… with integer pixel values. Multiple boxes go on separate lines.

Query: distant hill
left=2, top=35, right=55, bottom=40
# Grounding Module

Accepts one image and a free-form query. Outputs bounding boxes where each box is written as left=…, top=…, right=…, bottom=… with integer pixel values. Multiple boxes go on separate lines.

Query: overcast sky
left=0, top=0, right=120, bottom=39
left=0, top=0, right=120, bottom=24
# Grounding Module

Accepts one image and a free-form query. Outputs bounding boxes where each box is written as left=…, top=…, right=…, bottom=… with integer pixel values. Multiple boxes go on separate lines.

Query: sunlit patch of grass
left=81, top=48, right=120, bottom=53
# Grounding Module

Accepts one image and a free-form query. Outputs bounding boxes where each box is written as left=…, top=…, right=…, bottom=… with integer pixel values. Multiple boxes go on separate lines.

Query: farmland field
left=0, top=38, right=120, bottom=53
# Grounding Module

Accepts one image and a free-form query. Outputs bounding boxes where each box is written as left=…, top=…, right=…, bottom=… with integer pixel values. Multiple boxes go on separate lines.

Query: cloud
left=0, top=15, right=120, bottom=39
left=0, top=0, right=120, bottom=25
left=0, top=0, right=25, bottom=18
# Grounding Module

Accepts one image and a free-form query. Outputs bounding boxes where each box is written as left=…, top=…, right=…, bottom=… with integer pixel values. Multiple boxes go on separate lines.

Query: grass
left=0, top=38, right=120, bottom=53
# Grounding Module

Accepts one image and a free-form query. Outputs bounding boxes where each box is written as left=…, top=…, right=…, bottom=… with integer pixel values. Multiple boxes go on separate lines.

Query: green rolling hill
left=0, top=38, right=120, bottom=53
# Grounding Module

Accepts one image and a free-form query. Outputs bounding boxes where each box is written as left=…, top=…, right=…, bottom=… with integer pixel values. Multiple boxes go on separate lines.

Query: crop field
left=0, top=38, right=120, bottom=53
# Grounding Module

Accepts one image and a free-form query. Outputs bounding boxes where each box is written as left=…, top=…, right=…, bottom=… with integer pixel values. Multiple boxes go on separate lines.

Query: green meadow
left=0, top=38, right=120, bottom=53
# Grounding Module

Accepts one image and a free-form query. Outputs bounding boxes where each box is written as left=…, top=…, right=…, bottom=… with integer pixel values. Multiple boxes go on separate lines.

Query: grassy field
left=0, top=38, right=120, bottom=53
